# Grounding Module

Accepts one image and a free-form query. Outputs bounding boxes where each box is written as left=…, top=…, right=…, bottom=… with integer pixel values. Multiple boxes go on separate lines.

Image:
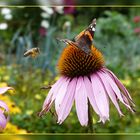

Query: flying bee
left=24, top=47, right=40, bottom=58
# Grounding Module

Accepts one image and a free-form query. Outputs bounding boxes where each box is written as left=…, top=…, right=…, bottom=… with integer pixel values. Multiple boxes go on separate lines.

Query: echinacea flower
left=39, top=19, right=135, bottom=126
left=0, top=87, right=13, bottom=130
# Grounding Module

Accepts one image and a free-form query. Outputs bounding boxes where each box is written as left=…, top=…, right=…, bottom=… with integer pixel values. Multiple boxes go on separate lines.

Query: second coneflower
left=0, top=87, right=13, bottom=131
left=39, top=19, right=135, bottom=126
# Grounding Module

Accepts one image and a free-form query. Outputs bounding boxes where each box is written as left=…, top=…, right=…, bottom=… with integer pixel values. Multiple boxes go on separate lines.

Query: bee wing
left=23, top=50, right=32, bottom=57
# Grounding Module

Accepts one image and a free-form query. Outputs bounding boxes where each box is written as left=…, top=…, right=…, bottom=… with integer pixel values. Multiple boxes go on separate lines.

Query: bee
left=24, top=47, right=40, bottom=58
left=57, top=18, right=96, bottom=55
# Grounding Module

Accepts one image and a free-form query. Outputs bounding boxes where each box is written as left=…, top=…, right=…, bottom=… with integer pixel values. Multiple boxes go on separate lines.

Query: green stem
left=87, top=100, right=94, bottom=133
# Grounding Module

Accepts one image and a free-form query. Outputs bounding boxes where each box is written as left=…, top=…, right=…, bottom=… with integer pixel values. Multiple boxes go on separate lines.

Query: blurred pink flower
left=63, top=0, right=76, bottom=14
left=39, top=27, right=47, bottom=37
left=0, top=87, right=13, bottom=130
left=134, top=27, right=140, bottom=34
left=64, top=6, right=76, bottom=14
left=39, top=68, right=134, bottom=126
left=133, top=16, right=140, bottom=23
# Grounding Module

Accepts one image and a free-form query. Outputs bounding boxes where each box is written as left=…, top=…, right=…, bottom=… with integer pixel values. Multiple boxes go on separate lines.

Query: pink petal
left=43, top=76, right=67, bottom=108
left=103, top=68, right=134, bottom=105
left=57, top=78, right=77, bottom=124
left=84, top=76, right=102, bottom=118
left=0, top=112, right=7, bottom=129
left=101, top=69, right=132, bottom=110
left=91, top=73, right=109, bottom=123
left=55, top=78, right=70, bottom=115
left=121, top=93, right=134, bottom=112
left=75, top=77, right=88, bottom=126
left=0, top=100, right=9, bottom=112
left=97, top=72, right=124, bottom=116
left=39, top=76, right=67, bottom=116
left=0, top=87, right=14, bottom=95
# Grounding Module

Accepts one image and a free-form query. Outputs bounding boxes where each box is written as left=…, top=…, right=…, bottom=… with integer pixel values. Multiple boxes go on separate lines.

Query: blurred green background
left=0, top=1, right=140, bottom=134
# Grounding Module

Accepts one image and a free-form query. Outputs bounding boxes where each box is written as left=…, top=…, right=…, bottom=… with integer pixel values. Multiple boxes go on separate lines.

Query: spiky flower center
left=57, top=45, right=104, bottom=78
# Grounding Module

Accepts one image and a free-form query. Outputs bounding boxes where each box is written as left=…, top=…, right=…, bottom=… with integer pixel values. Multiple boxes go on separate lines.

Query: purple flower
left=39, top=27, right=47, bottom=37
left=64, top=7, right=76, bottom=15
left=133, top=16, right=140, bottom=23
left=134, top=27, right=140, bottom=34
left=0, top=87, right=13, bottom=130
left=39, top=20, right=134, bottom=126
left=39, top=67, right=134, bottom=126
left=63, top=0, right=76, bottom=14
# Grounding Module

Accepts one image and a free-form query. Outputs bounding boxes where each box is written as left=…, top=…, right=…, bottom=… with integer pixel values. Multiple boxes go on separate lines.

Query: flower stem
left=87, top=100, right=94, bottom=133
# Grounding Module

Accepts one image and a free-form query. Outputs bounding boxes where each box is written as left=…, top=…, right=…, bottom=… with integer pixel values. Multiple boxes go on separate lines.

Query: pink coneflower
left=39, top=19, right=135, bottom=126
left=0, top=87, right=13, bottom=130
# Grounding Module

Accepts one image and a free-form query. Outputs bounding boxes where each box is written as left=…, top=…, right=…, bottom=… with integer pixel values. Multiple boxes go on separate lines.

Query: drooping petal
left=0, top=112, right=7, bottom=130
left=101, top=69, right=133, bottom=111
left=121, top=93, right=134, bottom=112
left=75, top=77, right=88, bottom=126
left=43, top=76, right=67, bottom=108
left=0, top=87, right=14, bottom=95
left=84, top=76, right=102, bottom=119
left=103, top=68, right=134, bottom=106
left=57, top=78, right=77, bottom=124
left=39, top=76, right=67, bottom=116
left=97, top=72, right=124, bottom=116
left=55, top=78, right=70, bottom=115
left=91, top=73, right=109, bottom=123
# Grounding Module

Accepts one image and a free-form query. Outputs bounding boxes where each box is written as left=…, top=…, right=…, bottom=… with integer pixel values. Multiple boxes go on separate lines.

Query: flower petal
left=103, top=68, right=134, bottom=106
left=43, top=76, right=67, bottom=108
left=55, top=78, right=70, bottom=115
left=0, top=112, right=7, bottom=130
left=0, top=87, right=14, bottom=95
left=0, top=100, right=9, bottom=112
left=84, top=76, right=102, bottom=119
left=91, top=73, right=109, bottom=123
left=97, top=72, right=124, bottom=116
left=57, top=78, right=77, bottom=124
left=75, top=77, right=88, bottom=126
left=101, top=69, right=132, bottom=110
left=39, top=76, right=67, bottom=116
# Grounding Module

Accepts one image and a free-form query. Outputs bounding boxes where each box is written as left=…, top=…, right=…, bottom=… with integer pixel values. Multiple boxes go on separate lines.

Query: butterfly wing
left=57, top=19, right=96, bottom=55
left=74, top=18, right=96, bottom=55
left=75, top=18, right=96, bottom=42
left=58, top=38, right=79, bottom=49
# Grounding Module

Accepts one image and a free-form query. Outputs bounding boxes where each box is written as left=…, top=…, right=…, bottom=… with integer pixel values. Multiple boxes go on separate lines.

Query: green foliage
left=95, top=11, right=140, bottom=77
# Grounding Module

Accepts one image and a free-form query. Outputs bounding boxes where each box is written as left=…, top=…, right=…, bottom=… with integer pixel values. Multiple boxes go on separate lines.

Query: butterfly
left=58, top=18, right=96, bottom=55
